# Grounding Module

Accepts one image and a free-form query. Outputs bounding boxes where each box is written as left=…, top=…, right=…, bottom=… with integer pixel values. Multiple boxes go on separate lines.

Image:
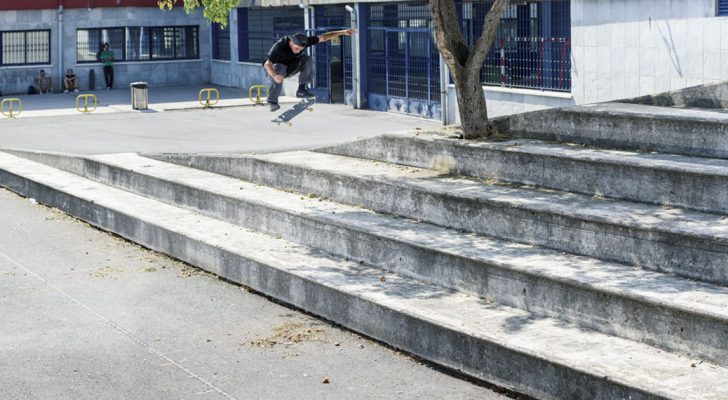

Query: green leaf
left=157, top=0, right=237, bottom=28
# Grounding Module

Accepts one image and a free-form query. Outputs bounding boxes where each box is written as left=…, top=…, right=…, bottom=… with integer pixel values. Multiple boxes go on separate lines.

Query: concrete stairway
left=3, top=103, right=728, bottom=398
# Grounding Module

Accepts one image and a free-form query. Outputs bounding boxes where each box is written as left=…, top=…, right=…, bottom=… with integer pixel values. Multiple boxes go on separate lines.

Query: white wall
left=571, top=0, right=726, bottom=105
left=446, top=85, right=576, bottom=124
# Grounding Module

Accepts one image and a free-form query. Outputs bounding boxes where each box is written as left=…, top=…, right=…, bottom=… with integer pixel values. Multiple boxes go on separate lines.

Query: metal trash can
left=130, top=81, right=148, bottom=110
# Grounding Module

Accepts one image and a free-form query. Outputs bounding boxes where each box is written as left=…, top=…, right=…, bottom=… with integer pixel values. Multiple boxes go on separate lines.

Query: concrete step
left=313, top=133, right=728, bottom=215
left=143, top=149, right=728, bottom=286
left=10, top=150, right=728, bottom=366
left=495, top=102, right=728, bottom=159
left=2, top=151, right=728, bottom=400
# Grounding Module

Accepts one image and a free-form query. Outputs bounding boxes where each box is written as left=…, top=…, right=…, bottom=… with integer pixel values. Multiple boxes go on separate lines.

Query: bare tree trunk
left=431, top=0, right=510, bottom=139
left=453, top=69, right=490, bottom=139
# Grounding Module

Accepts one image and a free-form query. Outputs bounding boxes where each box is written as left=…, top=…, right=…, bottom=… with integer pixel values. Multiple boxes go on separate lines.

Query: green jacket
left=99, top=50, right=114, bottom=67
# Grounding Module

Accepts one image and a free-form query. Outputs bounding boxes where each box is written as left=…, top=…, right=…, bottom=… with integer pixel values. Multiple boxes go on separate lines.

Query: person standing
left=98, top=43, right=114, bottom=90
left=263, top=29, right=356, bottom=112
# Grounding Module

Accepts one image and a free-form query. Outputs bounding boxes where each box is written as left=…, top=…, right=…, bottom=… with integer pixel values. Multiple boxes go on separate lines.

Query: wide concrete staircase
left=3, top=100, right=728, bottom=399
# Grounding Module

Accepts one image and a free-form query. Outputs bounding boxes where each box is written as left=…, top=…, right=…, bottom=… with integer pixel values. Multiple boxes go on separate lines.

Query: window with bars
left=76, top=26, right=198, bottom=63
left=0, top=30, right=50, bottom=66
left=237, top=7, right=305, bottom=63
left=212, top=23, right=230, bottom=60
left=719, top=0, right=728, bottom=16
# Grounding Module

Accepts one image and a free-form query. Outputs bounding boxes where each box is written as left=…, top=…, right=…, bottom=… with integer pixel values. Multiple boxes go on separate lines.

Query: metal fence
left=311, top=5, right=352, bottom=102
left=367, top=3, right=441, bottom=118
left=461, top=0, right=571, bottom=92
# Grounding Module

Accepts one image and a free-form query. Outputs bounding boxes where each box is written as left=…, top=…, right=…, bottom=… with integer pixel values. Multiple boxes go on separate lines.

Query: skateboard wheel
left=287, top=122, right=292, bottom=127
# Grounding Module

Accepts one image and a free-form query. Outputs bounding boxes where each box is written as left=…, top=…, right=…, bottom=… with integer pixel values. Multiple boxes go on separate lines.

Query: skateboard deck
left=272, top=97, right=316, bottom=125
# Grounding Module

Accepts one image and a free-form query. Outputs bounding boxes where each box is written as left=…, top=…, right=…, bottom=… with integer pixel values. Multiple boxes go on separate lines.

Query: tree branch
left=430, top=0, right=469, bottom=74
left=468, top=0, right=510, bottom=72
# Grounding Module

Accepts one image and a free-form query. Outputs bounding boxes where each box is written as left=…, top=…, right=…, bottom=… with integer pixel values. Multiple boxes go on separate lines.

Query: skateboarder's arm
left=263, top=60, right=284, bottom=84
left=317, top=29, right=357, bottom=43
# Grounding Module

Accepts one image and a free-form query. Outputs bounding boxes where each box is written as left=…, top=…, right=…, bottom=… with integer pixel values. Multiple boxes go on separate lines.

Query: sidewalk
left=0, top=84, right=300, bottom=119
left=0, top=85, right=439, bottom=155
left=0, top=188, right=507, bottom=400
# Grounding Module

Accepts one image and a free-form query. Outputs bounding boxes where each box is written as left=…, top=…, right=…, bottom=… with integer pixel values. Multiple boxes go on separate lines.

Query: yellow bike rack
left=76, top=94, right=97, bottom=113
left=199, top=88, right=220, bottom=109
left=248, top=85, right=268, bottom=105
left=1, top=98, right=22, bottom=118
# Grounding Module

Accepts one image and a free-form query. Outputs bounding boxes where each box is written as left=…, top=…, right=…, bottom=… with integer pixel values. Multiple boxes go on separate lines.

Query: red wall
left=0, top=0, right=168, bottom=11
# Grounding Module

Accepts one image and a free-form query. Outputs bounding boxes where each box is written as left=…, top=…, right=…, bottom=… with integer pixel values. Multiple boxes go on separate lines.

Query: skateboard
left=272, top=97, right=316, bottom=126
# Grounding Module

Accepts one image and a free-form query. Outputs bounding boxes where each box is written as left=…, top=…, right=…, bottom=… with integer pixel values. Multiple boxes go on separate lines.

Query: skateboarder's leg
left=292, top=55, right=315, bottom=98
left=266, top=63, right=288, bottom=110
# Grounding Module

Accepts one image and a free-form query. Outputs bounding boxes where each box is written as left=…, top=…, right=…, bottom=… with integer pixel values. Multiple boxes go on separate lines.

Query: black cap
left=290, top=33, right=309, bottom=47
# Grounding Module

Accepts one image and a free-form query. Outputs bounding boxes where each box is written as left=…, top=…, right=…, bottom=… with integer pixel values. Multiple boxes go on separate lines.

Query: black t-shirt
left=263, top=35, right=320, bottom=67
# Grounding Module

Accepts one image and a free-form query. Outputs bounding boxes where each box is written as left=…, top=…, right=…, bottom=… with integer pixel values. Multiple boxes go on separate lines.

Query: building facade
left=0, top=0, right=209, bottom=95
left=2, top=0, right=728, bottom=124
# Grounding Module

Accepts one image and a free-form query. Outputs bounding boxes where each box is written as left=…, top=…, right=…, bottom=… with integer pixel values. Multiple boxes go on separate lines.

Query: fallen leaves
left=89, top=266, right=124, bottom=278
left=250, top=321, right=328, bottom=349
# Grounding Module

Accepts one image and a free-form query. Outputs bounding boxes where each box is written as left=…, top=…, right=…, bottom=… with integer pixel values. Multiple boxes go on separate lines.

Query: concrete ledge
left=143, top=149, right=728, bottom=286
left=496, top=102, right=728, bottom=159
left=13, top=150, right=728, bottom=366
left=3, top=152, right=724, bottom=399
left=314, top=134, right=728, bottom=215
left=620, top=81, right=728, bottom=109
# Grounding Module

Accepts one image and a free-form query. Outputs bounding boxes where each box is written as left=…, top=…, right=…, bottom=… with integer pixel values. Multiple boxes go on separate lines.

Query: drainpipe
left=345, top=5, right=360, bottom=109
left=300, top=2, right=315, bottom=85
left=439, top=54, right=448, bottom=125
left=300, top=2, right=311, bottom=32
left=58, top=1, right=64, bottom=92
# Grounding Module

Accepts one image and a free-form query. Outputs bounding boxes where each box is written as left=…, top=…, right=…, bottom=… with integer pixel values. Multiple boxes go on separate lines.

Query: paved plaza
left=0, top=85, right=439, bottom=155
left=0, top=87, right=514, bottom=399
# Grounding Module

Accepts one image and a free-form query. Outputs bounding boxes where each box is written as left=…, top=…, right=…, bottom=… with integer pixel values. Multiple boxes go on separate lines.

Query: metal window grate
left=1, top=30, right=50, bottom=66
left=720, top=0, right=728, bottom=16
left=76, top=26, right=198, bottom=63
left=126, top=27, right=150, bottom=61
left=238, top=7, right=305, bottom=63
left=212, top=23, right=231, bottom=61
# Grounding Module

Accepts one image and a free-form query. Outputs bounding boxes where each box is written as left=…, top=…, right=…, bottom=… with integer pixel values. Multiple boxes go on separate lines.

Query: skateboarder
left=263, top=29, right=356, bottom=112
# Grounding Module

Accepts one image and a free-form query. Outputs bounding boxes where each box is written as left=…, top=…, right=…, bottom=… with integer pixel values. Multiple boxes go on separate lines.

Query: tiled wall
left=571, top=0, right=725, bottom=105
